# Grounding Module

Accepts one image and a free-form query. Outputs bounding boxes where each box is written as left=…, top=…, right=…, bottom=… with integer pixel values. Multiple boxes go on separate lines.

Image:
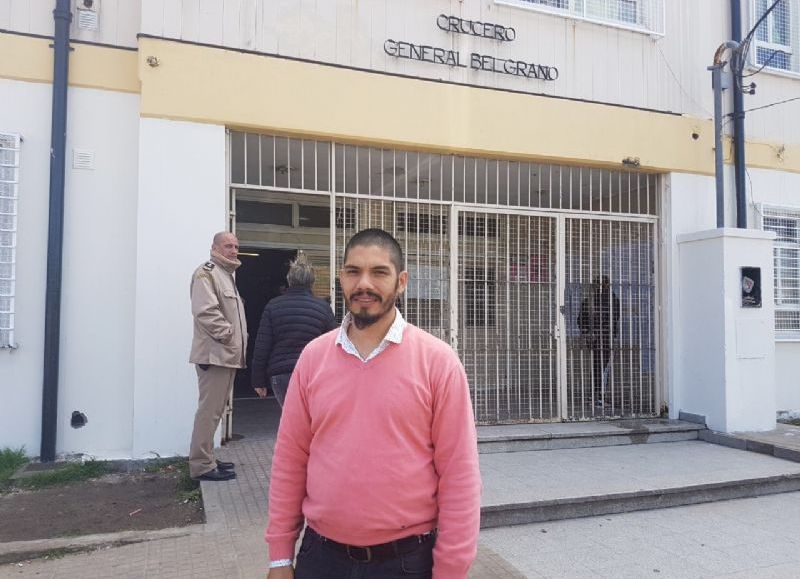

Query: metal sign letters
left=384, top=14, right=559, bottom=82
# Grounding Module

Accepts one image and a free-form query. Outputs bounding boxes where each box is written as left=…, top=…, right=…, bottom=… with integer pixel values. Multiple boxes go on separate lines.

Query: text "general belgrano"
left=383, top=39, right=559, bottom=81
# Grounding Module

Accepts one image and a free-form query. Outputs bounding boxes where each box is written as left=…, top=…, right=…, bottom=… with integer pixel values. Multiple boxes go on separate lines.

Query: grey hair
left=287, top=252, right=315, bottom=289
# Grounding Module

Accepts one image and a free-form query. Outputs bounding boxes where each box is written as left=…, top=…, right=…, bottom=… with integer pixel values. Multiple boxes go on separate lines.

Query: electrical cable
left=655, top=43, right=713, bottom=117
left=738, top=0, right=786, bottom=70
left=741, top=47, right=788, bottom=77
left=740, top=95, right=800, bottom=114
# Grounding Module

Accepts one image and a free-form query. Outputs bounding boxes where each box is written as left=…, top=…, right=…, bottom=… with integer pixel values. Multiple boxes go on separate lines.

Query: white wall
left=661, top=172, right=717, bottom=419
left=140, top=0, right=726, bottom=118
left=132, top=118, right=226, bottom=459
left=57, top=87, right=139, bottom=458
left=676, top=229, right=776, bottom=432
left=747, top=167, right=800, bottom=412
left=0, top=80, right=139, bottom=458
left=0, top=0, right=140, bottom=48
left=675, top=232, right=727, bottom=425
left=736, top=0, right=800, bottom=143
left=776, top=343, right=800, bottom=411
left=0, top=79, right=52, bottom=455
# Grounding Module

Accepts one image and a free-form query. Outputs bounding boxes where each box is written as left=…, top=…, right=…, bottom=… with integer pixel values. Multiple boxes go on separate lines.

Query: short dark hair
left=344, top=228, right=405, bottom=273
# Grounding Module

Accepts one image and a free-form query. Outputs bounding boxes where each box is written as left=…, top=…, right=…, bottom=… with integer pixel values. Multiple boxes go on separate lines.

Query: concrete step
left=479, top=439, right=800, bottom=529
left=478, top=419, right=703, bottom=454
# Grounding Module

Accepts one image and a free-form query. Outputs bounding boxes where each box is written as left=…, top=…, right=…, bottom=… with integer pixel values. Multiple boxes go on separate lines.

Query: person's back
left=253, top=288, right=335, bottom=375
left=251, top=253, right=336, bottom=406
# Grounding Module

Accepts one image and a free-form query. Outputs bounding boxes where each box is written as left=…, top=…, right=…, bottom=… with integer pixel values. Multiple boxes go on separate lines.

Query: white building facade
left=1, top=0, right=798, bottom=459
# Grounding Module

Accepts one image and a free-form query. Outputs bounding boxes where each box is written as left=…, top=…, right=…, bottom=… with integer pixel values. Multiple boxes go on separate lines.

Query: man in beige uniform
left=189, top=231, right=248, bottom=481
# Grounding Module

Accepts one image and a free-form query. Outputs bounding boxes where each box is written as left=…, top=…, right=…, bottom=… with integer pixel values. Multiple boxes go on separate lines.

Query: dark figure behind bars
left=577, top=275, right=620, bottom=408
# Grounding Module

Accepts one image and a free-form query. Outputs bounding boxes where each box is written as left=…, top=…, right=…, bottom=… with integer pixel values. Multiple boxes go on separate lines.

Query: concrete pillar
left=676, top=228, right=776, bottom=432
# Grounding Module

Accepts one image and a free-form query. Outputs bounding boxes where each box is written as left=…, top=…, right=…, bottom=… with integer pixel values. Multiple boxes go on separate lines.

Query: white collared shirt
left=335, top=308, right=407, bottom=362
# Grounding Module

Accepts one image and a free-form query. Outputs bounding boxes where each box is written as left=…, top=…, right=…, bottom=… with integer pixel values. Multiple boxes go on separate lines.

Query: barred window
left=761, top=205, right=800, bottom=339
left=753, top=0, right=799, bottom=74
left=500, top=0, right=665, bottom=35
left=0, top=133, right=19, bottom=349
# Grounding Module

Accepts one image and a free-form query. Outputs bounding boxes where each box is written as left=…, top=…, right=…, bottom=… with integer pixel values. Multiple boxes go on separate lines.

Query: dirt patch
left=0, top=470, right=203, bottom=543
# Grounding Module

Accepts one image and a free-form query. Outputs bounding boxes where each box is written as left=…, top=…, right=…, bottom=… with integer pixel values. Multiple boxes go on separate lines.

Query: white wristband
left=269, top=559, right=293, bottom=568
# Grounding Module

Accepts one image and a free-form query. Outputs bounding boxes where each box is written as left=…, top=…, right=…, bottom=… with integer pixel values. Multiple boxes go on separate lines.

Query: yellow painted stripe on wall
left=0, top=32, right=138, bottom=93
left=0, top=33, right=52, bottom=84
left=139, top=37, right=716, bottom=175
left=745, top=140, right=800, bottom=173
left=71, top=43, right=139, bottom=93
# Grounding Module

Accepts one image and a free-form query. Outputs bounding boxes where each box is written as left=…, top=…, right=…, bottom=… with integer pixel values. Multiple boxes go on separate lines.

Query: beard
left=346, top=285, right=400, bottom=330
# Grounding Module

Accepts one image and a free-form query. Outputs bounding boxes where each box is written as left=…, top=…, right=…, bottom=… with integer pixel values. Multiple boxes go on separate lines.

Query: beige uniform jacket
left=189, top=258, right=248, bottom=368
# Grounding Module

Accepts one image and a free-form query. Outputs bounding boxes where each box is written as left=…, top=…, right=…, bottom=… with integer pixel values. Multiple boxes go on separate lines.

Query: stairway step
left=478, top=440, right=800, bottom=528
left=478, top=419, right=703, bottom=453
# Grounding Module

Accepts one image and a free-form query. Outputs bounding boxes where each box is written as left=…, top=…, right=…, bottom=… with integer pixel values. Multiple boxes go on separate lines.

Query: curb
left=0, top=525, right=205, bottom=565
left=480, top=472, right=800, bottom=528
left=699, top=429, right=800, bottom=463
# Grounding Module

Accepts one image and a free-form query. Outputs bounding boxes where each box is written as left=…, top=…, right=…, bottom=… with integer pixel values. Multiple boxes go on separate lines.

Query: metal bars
left=564, top=218, right=657, bottom=419
left=230, top=132, right=330, bottom=193
left=753, top=0, right=798, bottom=73
left=230, top=132, right=658, bottom=218
left=0, top=133, right=19, bottom=349
left=507, top=0, right=666, bottom=35
left=760, top=204, right=800, bottom=338
left=458, top=210, right=558, bottom=424
left=230, top=130, right=661, bottom=423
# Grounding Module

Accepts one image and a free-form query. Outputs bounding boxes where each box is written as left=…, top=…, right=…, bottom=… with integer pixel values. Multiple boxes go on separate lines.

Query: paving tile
left=5, top=399, right=800, bottom=579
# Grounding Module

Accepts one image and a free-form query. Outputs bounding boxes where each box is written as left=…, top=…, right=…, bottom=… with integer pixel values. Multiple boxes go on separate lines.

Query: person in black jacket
left=577, top=275, right=620, bottom=409
left=251, top=252, right=337, bottom=407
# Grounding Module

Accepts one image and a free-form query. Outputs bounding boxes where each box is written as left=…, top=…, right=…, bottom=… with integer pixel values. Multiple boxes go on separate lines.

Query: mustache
left=348, top=290, right=382, bottom=302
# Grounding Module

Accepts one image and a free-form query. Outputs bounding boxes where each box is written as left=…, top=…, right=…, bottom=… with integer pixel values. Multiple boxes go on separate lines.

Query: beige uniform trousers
left=189, top=364, right=237, bottom=478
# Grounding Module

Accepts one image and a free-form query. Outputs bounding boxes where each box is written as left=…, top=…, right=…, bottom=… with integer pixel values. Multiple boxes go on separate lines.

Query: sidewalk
left=3, top=400, right=800, bottom=578
left=0, top=399, right=524, bottom=579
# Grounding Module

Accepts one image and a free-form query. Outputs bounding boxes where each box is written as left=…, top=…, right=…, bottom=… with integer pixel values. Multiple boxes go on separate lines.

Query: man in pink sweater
left=265, top=228, right=482, bottom=579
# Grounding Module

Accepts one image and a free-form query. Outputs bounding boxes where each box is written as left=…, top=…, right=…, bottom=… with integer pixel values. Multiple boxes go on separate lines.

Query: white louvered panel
left=72, top=149, right=95, bottom=170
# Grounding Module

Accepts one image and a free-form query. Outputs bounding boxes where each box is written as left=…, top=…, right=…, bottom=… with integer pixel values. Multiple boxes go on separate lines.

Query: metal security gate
left=456, top=210, right=558, bottom=423
left=563, top=218, right=658, bottom=419
left=229, top=131, right=661, bottom=424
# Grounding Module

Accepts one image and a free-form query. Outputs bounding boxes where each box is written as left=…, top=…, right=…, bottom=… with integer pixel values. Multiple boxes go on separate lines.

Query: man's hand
left=266, top=566, right=293, bottom=579
left=254, top=387, right=268, bottom=399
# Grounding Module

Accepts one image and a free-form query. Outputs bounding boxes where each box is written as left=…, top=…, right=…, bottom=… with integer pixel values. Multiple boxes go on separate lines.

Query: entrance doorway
left=233, top=247, right=296, bottom=399
left=228, top=131, right=662, bottom=424
left=230, top=188, right=333, bottom=405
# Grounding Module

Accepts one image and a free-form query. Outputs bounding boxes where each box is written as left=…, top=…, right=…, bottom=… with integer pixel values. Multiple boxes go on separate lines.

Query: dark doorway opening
left=234, top=247, right=296, bottom=399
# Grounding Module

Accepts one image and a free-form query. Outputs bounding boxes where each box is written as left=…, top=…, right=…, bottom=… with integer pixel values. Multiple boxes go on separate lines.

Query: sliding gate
left=229, top=132, right=660, bottom=423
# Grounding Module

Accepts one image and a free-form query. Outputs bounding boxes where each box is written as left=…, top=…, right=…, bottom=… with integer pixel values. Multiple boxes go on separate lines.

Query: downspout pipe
left=731, top=0, right=747, bottom=228
left=40, top=0, right=72, bottom=462
left=710, top=41, right=740, bottom=229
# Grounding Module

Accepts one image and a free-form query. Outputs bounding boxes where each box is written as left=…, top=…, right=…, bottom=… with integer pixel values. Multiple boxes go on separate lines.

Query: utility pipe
left=730, top=0, right=747, bottom=228
left=709, top=41, right=739, bottom=229
left=40, top=0, right=72, bottom=462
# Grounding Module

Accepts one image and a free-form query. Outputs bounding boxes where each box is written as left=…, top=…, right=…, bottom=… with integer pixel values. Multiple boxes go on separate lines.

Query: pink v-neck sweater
left=265, top=324, right=482, bottom=579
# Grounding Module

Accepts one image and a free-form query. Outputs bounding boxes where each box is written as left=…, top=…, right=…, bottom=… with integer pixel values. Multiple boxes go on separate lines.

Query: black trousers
left=294, top=529, right=434, bottom=579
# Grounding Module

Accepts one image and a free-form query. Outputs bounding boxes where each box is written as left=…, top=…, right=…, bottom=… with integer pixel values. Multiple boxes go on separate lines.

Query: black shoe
left=216, top=460, right=235, bottom=471
left=194, top=468, right=236, bottom=482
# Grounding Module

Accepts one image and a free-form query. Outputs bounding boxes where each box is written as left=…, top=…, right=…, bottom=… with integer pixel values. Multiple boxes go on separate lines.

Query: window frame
left=751, top=0, right=799, bottom=76
left=495, top=0, right=665, bottom=37
left=759, top=204, right=800, bottom=341
left=0, top=132, right=19, bottom=349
